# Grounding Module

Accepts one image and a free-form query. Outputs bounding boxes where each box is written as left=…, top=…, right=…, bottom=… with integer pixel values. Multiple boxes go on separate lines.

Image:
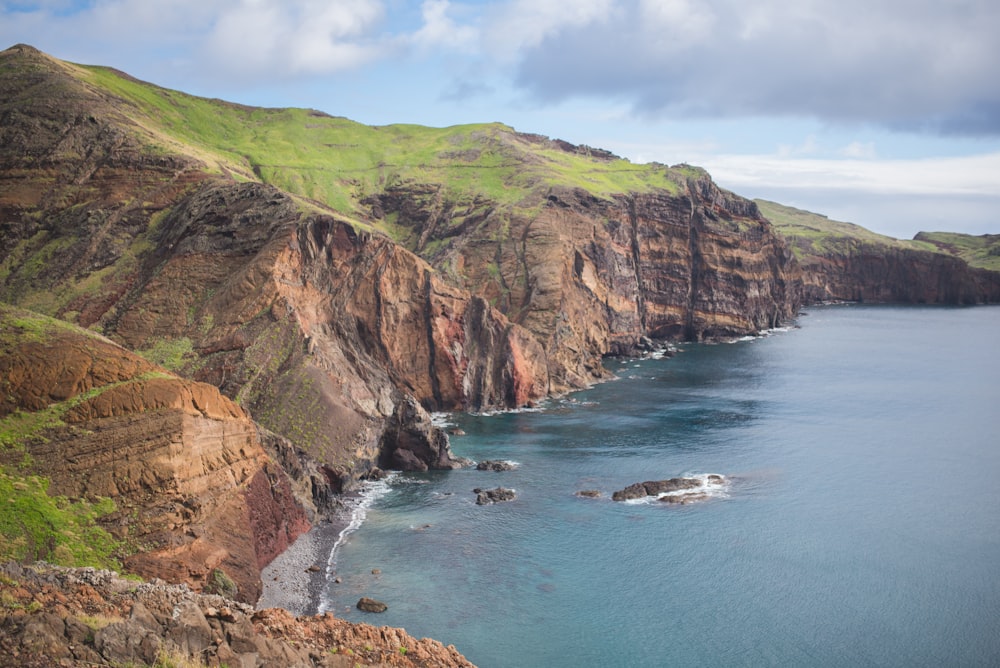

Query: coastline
left=257, top=480, right=394, bottom=614
left=257, top=518, right=343, bottom=615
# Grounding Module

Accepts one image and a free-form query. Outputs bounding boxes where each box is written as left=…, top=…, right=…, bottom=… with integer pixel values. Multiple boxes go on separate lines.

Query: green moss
left=136, top=337, right=195, bottom=372
left=204, top=567, right=238, bottom=599
left=0, top=467, right=123, bottom=569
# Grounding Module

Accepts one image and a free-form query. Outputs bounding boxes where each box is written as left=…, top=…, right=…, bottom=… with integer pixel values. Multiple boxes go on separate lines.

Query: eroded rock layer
left=0, top=306, right=309, bottom=602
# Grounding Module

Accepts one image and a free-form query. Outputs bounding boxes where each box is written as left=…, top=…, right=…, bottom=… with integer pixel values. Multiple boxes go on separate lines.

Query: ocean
left=315, top=305, right=1000, bottom=667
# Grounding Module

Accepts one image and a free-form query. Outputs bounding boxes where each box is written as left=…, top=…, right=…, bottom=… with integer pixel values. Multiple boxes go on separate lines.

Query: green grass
left=913, top=231, right=1000, bottom=272
left=76, top=64, right=701, bottom=238
left=0, top=467, right=122, bottom=569
left=136, top=337, right=195, bottom=372
left=756, top=199, right=936, bottom=259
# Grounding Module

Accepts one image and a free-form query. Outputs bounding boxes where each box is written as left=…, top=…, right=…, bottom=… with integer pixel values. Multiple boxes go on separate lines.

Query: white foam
left=621, top=473, right=730, bottom=505
left=430, top=411, right=457, bottom=429
left=316, top=473, right=397, bottom=613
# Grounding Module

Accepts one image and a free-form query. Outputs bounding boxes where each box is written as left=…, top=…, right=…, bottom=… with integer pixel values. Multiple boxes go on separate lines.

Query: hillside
left=913, top=231, right=1000, bottom=272
left=0, top=304, right=308, bottom=602
left=757, top=200, right=1000, bottom=303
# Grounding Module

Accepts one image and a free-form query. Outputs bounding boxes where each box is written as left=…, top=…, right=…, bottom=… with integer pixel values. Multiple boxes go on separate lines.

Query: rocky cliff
left=372, top=171, right=800, bottom=391
left=0, top=305, right=309, bottom=602
left=757, top=200, right=1000, bottom=304
left=0, top=44, right=550, bottom=488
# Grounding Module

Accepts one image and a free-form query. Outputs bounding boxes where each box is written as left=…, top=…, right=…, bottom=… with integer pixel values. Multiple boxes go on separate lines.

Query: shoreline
left=257, top=517, right=344, bottom=615
left=257, top=482, right=391, bottom=615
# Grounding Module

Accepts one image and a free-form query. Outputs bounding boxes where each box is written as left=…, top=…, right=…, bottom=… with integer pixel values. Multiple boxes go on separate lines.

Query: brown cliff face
left=0, top=45, right=551, bottom=486
left=794, top=246, right=1000, bottom=304
left=756, top=200, right=1000, bottom=305
left=0, top=306, right=309, bottom=602
left=372, top=176, right=801, bottom=392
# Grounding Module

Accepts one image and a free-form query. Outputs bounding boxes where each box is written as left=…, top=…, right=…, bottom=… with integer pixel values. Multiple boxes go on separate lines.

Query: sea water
left=318, top=305, right=1000, bottom=667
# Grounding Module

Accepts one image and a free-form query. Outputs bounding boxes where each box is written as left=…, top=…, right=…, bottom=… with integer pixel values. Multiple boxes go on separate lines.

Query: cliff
left=0, top=43, right=806, bottom=483
left=0, top=305, right=309, bottom=603
left=757, top=200, right=1000, bottom=304
left=0, top=44, right=549, bottom=487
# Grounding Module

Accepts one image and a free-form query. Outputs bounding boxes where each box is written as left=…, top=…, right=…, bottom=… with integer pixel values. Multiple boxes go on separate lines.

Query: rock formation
left=0, top=562, right=474, bottom=667
left=756, top=200, right=1000, bottom=304
left=611, top=475, right=725, bottom=502
left=0, top=305, right=308, bottom=602
left=474, top=487, right=517, bottom=505
left=371, top=173, right=802, bottom=393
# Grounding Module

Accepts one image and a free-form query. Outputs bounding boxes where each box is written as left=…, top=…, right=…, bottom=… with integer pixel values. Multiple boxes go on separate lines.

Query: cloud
left=410, top=0, right=478, bottom=51
left=700, top=151, right=1000, bottom=198
left=505, top=0, right=1000, bottom=135
left=203, top=0, right=387, bottom=78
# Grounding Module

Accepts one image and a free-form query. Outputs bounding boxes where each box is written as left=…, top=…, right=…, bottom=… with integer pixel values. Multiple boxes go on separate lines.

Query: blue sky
left=3, top=0, right=999, bottom=238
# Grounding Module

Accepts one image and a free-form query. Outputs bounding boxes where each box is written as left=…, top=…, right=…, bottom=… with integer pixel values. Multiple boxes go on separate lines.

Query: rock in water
left=357, top=597, right=388, bottom=613
left=611, top=476, right=723, bottom=502
left=473, top=487, right=517, bottom=505
left=476, top=460, right=517, bottom=471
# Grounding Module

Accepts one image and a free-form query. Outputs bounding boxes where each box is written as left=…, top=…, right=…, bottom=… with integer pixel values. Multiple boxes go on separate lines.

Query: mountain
left=0, top=43, right=803, bottom=485
left=757, top=200, right=1000, bottom=304
left=1, top=42, right=998, bottom=604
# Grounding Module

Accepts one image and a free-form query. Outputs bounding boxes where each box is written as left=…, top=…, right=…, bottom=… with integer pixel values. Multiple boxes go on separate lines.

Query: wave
left=621, top=473, right=731, bottom=505
left=316, top=473, right=397, bottom=614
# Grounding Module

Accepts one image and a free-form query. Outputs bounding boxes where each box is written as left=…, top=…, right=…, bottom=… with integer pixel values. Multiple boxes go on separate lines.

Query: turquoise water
left=320, top=305, right=1000, bottom=667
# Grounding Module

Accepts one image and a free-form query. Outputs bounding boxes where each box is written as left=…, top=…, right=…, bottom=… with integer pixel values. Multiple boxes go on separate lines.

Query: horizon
left=3, top=0, right=999, bottom=240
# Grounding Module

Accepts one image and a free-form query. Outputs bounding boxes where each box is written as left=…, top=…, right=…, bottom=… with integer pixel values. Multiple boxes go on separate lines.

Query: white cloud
left=839, top=141, right=877, bottom=159
left=510, top=0, right=1000, bottom=135
left=410, top=0, right=478, bottom=51
left=700, top=152, right=1000, bottom=198
left=484, top=0, right=615, bottom=58
left=205, top=0, right=386, bottom=77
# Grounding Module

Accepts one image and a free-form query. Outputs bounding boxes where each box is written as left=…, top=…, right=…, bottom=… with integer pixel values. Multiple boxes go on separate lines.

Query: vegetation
left=78, top=63, right=693, bottom=240
left=0, top=467, right=122, bottom=569
left=755, top=199, right=936, bottom=259
left=914, top=231, right=1000, bottom=272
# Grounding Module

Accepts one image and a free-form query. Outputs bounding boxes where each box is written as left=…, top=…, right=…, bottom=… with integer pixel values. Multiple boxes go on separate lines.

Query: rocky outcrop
left=356, top=597, right=388, bottom=613
left=476, top=460, right=518, bottom=471
left=0, top=306, right=309, bottom=602
left=0, top=562, right=475, bottom=667
left=611, top=475, right=725, bottom=502
left=756, top=200, right=1000, bottom=305
left=474, top=487, right=517, bottom=505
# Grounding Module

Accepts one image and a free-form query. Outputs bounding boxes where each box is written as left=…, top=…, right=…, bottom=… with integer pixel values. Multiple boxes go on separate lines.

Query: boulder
left=356, top=597, right=388, bottom=613
left=611, top=477, right=711, bottom=501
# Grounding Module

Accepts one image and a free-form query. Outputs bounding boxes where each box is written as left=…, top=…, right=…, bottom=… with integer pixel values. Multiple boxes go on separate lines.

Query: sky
left=3, top=0, right=1000, bottom=239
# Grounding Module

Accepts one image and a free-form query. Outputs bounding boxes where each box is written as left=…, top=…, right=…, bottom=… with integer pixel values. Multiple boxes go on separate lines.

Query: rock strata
left=0, top=306, right=309, bottom=603
left=0, top=561, right=474, bottom=667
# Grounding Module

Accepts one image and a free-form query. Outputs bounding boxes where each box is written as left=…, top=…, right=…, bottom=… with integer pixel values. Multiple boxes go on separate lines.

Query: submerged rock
left=474, top=487, right=517, bottom=505
left=476, top=460, right=517, bottom=471
left=356, top=597, right=388, bottom=613
left=576, top=490, right=601, bottom=498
